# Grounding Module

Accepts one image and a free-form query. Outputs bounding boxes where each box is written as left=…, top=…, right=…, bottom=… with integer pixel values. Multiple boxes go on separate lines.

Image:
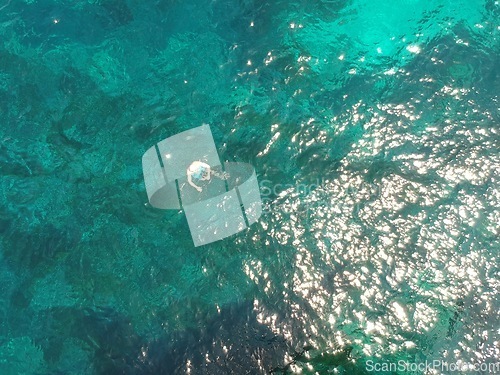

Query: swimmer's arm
left=187, top=173, right=202, bottom=192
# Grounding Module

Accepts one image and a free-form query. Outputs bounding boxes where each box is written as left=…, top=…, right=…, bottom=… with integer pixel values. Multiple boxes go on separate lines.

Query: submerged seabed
left=0, top=0, right=498, bottom=374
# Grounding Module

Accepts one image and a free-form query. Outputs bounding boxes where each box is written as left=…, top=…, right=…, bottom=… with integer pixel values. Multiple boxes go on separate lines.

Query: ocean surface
left=0, top=0, right=498, bottom=374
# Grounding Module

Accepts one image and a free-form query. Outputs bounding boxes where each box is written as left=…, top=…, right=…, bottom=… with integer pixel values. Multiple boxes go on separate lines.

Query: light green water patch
left=282, top=0, right=488, bottom=77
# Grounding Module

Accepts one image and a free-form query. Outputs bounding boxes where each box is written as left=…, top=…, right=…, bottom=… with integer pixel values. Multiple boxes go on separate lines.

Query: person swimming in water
left=187, top=161, right=229, bottom=192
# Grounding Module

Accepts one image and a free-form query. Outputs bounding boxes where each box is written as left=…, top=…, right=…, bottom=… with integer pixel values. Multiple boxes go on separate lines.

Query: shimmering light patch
left=264, top=51, right=274, bottom=65
left=406, top=44, right=421, bottom=54
left=257, top=131, right=280, bottom=156
left=248, top=52, right=497, bottom=367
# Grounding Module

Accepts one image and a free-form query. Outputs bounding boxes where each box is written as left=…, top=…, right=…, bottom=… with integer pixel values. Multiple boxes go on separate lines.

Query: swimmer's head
left=188, top=161, right=211, bottom=180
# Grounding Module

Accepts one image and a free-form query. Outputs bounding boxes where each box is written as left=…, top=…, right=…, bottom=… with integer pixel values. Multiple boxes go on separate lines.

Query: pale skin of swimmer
left=187, top=161, right=229, bottom=192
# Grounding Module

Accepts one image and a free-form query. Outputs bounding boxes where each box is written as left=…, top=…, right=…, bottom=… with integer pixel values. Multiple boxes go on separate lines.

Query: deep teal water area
left=0, top=0, right=499, bottom=373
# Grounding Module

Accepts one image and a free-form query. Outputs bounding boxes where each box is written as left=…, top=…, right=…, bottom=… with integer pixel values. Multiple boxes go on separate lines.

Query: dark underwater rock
left=2, top=222, right=81, bottom=273
left=136, top=301, right=290, bottom=374
left=100, top=0, right=134, bottom=27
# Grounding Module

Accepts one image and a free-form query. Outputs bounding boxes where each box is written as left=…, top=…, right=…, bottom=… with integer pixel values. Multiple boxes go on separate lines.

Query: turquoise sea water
left=0, top=0, right=498, bottom=373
